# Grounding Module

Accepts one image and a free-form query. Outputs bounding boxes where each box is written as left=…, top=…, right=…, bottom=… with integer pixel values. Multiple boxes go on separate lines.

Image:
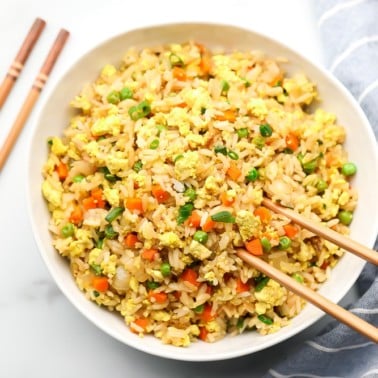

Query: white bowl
left=27, top=23, right=378, bottom=361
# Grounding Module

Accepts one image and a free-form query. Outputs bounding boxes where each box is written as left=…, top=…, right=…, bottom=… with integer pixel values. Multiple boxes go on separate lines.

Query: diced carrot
left=92, top=276, right=109, bottom=292
left=186, top=211, right=201, bottom=228
left=199, top=53, right=212, bottom=75
left=245, top=238, right=263, bottom=256
left=220, top=192, right=235, bottom=207
left=141, top=248, right=158, bottom=261
left=176, top=102, right=188, bottom=108
left=236, top=278, right=250, bottom=293
left=149, top=291, right=168, bottom=303
left=226, top=162, right=242, bottom=181
left=56, top=162, right=68, bottom=181
left=285, top=133, right=299, bottom=151
left=69, top=205, right=83, bottom=224
left=283, top=223, right=298, bottom=238
left=130, top=317, right=149, bottom=333
left=199, top=327, right=208, bottom=341
left=151, top=184, right=170, bottom=203
left=82, top=196, right=97, bottom=210
left=172, top=66, right=187, bottom=81
left=181, top=268, right=200, bottom=287
left=202, top=216, right=216, bottom=232
left=215, top=109, right=237, bottom=122
left=254, top=206, right=271, bottom=223
left=200, top=303, right=215, bottom=322
left=124, top=233, right=139, bottom=248
left=91, top=187, right=106, bottom=208
left=125, top=197, right=144, bottom=214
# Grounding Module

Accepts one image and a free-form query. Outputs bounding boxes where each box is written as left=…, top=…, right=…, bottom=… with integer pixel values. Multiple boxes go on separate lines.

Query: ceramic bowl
left=27, top=22, right=378, bottom=361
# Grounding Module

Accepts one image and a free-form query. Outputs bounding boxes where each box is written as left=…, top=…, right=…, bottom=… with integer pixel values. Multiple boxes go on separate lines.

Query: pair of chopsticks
left=238, top=197, right=378, bottom=343
left=0, top=18, right=69, bottom=171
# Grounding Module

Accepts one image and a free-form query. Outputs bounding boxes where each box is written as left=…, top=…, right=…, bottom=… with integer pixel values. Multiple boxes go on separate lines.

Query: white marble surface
left=0, top=1, right=359, bottom=377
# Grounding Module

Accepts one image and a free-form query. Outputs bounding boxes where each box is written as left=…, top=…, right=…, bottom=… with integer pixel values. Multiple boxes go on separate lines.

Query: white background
left=0, top=1, right=359, bottom=377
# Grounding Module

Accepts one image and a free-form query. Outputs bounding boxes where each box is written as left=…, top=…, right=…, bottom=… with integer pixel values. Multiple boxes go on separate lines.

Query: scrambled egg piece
left=50, top=137, right=68, bottom=156
left=100, top=64, right=117, bottom=80
left=283, top=74, right=317, bottom=105
left=42, top=180, right=62, bottom=208
left=84, top=141, right=100, bottom=158
left=204, top=176, right=221, bottom=194
left=88, top=248, right=102, bottom=266
left=254, top=280, right=286, bottom=307
left=174, top=151, right=199, bottom=180
left=91, top=115, right=122, bottom=136
left=129, top=172, right=146, bottom=188
left=212, top=55, right=241, bottom=82
left=188, top=240, right=212, bottom=260
left=105, top=153, right=129, bottom=174
left=296, top=242, right=316, bottom=262
left=152, top=311, right=171, bottom=322
left=235, top=210, right=261, bottom=241
left=70, top=95, right=91, bottom=112
left=247, top=98, right=268, bottom=120
left=165, top=108, right=191, bottom=136
left=182, top=87, right=212, bottom=115
left=68, top=229, right=93, bottom=258
left=103, top=187, right=120, bottom=207
left=159, top=232, right=183, bottom=248
left=186, top=133, right=205, bottom=148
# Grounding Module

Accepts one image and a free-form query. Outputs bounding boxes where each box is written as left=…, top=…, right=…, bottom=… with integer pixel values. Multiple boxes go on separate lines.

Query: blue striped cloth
left=265, top=1, right=378, bottom=377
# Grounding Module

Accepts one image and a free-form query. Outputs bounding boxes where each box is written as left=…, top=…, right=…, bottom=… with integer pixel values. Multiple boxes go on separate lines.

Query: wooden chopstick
left=0, top=29, right=69, bottom=172
left=237, top=249, right=378, bottom=343
left=262, top=198, right=378, bottom=265
left=0, top=18, right=46, bottom=109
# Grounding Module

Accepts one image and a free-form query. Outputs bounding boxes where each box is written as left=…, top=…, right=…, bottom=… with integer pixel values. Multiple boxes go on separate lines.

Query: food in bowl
left=41, top=41, right=357, bottom=347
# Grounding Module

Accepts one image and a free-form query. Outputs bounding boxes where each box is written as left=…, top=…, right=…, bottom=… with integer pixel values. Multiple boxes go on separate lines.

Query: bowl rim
left=27, top=21, right=378, bottom=361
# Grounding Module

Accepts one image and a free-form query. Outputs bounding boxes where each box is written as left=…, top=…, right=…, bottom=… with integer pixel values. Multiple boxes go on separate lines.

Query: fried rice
left=41, top=41, right=357, bottom=346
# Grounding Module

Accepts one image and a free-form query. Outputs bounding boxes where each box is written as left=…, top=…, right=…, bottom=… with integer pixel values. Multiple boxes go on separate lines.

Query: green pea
left=338, top=210, right=353, bottom=225
left=184, top=187, right=197, bottom=201
left=133, top=160, right=143, bottom=172
left=220, top=80, right=230, bottom=94
left=169, top=53, right=184, bottom=67
left=255, top=276, right=269, bottom=292
left=128, top=100, right=151, bottom=121
left=107, top=90, right=120, bottom=104
left=252, top=136, right=265, bottom=149
left=246, top=168, right=259, bottom=182
left=150, top=139, right=160, bottom=149
left=259, top=123, right=273, bottom=137
left=228, top=150, right=239, bottom=160
left=237, top=128, right=249, bottom=139
left=258, top=314, right=273, bottom=325
left=341, top=162, right=357, bottom=176
left=146, top=281, right=160, bottom=289
left=214, top=145, right=228, bottom=155
left=193, top=304, right=204, bottom=314
left=260, top=237, right=272, bottom=252
left=72, top=174, right=85, bottom=183
left=61, top=223, right=75, bottom=238
left=160, top=262, right=171, bottom=277
left=93, top=290, right=100, bottom=297
left=279, top=236, right=291, bottom=250
left=174, top=154, right=184, bottom=162
left=193, top=231, right=208, bottom=244
left=119, top=87, right=133, bottom=100
left=96, top=238, right=104, bottom=249
left=316, top=179, right=328, bottom=193
left=302, top=159, right=318, bottom=174
left=292, top=272, right=304, bottom=283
